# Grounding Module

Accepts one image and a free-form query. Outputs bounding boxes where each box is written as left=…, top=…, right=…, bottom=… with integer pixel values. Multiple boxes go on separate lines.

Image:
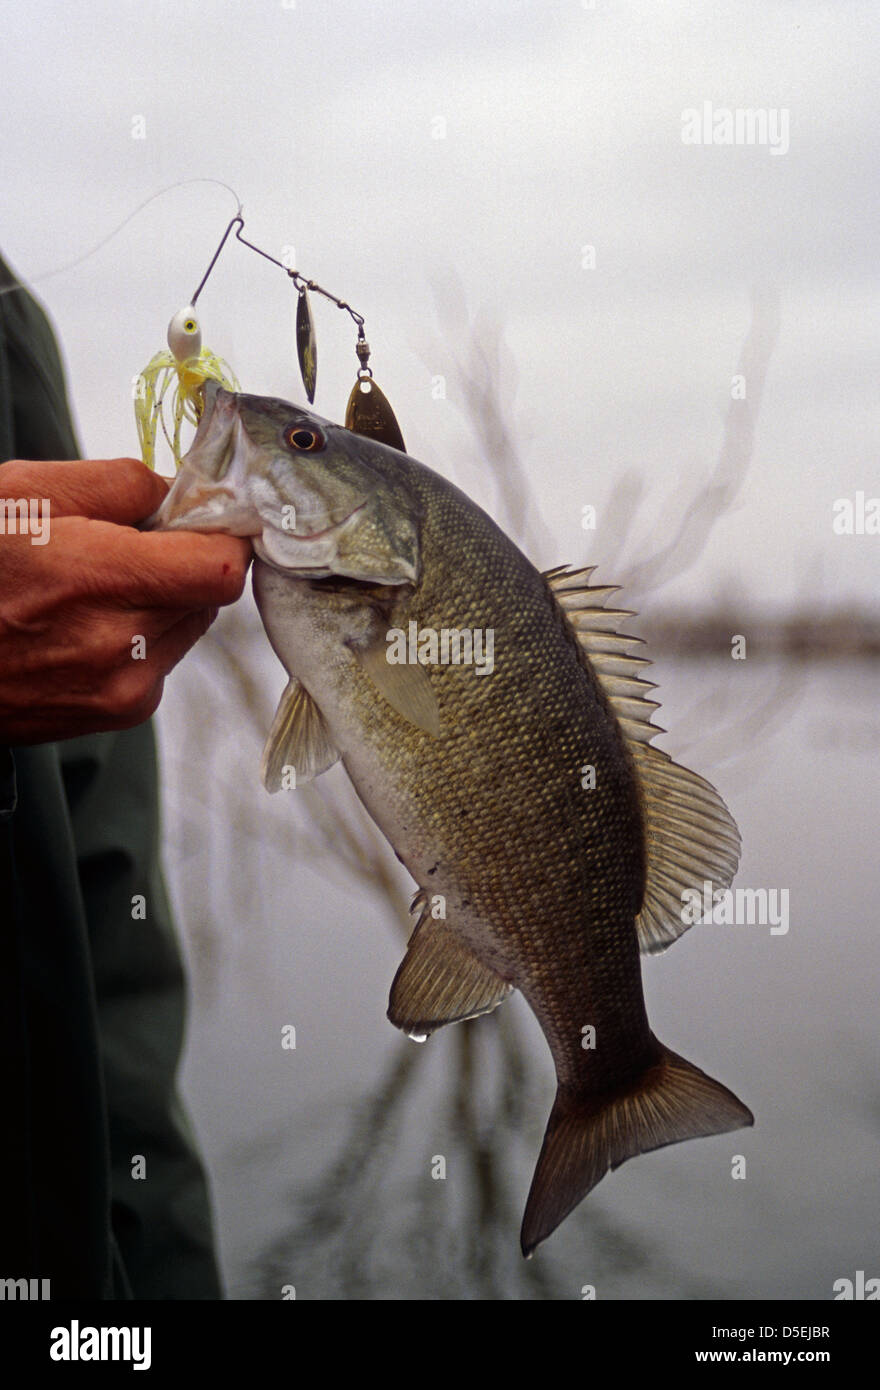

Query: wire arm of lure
left=289, top=275, right=366, bottom=335
left=228, top=221, right=403, bottom=445
left=188, top=211, right=368, bottom=342
left=188, top=208, right=368, bottom=333
left=191, top=214, right=244, bottom=306
left=232, top=221, right=366, bottom=332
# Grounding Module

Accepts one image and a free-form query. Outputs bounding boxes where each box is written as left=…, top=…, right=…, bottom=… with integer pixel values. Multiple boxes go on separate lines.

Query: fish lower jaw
left=162, top=510, right=260, bottom=537
left=252, top=545, right=333, bottom=578
left=254, top=533, right=417, bottom=586
left=253, top=509, right=367, bottom=575
left=252, top=531, right=337, bottom=573
left=279, top=501, right=368, bottom=543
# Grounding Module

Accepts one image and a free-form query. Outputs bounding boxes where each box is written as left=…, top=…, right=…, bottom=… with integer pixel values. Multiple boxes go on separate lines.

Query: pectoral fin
left=358, top=643, right=441, bottom=737
left=261, top=678, right=341, bottom=791
left=388, top=903, right=513, bottom=1038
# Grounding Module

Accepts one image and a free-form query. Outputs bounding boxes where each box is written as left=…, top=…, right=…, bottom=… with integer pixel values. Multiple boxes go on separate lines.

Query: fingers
left=40, top=516, right=252, bottom=611
left=147, top=606, right=221, bottom=679
left=0, top=457, right=252, bottom=743
left=0, top=604, right=222, bottom=743
left=0, top=457, right=169, bottom=524
left=93, top=608, right=221, bottom=730
left=111, top=529, right=252, bottom=609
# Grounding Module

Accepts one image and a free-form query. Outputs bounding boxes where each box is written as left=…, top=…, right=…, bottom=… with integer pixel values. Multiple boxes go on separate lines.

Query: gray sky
left=2, top=0, right=877, bottom=607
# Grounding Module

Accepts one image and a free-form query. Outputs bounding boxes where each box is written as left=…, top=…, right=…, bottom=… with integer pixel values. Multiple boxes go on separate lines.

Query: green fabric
left=0, top=254, right=221, bottom=1299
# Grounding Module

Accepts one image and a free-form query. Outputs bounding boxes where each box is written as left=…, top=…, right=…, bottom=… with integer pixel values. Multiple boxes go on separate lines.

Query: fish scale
left=148, top=381, right=754, bottom=1256
left=378, top=475, right=650, bottom=1086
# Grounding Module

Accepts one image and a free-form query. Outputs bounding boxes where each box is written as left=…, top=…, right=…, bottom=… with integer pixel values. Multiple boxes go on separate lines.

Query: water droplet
left=407, top=1031, right=428, bottom=1044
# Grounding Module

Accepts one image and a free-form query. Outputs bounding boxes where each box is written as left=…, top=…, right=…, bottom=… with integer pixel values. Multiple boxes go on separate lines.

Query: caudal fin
left=521, top=1040, right=753, bottom=1257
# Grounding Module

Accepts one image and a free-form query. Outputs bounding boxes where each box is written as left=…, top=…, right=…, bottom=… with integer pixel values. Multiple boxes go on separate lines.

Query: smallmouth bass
left=148, top=381, right=753, bottom=1255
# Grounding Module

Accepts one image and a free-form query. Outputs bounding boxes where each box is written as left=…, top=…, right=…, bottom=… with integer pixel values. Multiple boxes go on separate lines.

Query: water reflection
left=249, top=1012, right=566, bottom=1299
left=243, top=1009, right=740, bottom=1301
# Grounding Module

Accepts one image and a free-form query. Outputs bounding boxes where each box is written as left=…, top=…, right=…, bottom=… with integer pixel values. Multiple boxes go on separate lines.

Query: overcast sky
left=2, top=0, right=877, bottom=607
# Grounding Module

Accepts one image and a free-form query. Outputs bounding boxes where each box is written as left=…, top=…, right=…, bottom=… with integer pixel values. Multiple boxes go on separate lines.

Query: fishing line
left=0, top=178, right=244, bottom=298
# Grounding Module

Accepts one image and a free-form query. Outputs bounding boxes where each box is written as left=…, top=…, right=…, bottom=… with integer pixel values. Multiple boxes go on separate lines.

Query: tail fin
left=521, top=1040, right=753, bottom=1257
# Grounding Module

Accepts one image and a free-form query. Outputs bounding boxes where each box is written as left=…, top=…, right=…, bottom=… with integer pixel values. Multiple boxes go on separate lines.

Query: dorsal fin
left=544, top=565, right=741, bottom=954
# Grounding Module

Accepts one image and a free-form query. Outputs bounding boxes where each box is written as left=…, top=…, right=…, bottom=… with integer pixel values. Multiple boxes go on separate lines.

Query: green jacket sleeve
left=0, top=252, right=221, bottom=1299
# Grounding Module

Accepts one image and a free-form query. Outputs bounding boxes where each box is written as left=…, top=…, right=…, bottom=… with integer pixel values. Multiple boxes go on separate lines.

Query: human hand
left=0, top=457, right=250, bottom=743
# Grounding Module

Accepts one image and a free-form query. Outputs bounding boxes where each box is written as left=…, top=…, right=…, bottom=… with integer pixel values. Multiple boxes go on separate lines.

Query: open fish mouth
left=140, top=381, right=255, bottom=534
left=142, top=380, right=365, bottom=544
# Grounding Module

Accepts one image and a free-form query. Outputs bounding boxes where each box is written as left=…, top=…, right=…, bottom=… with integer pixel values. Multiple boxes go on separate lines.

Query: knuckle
left=133, top=679, right=163, bottom=723
left=0, top=458, right=33, bottom=493
left=116, top=455, right=156, bottom=496
left=100, top=665, right=157, bottom=723
left=90, top=625, right=133, bottom=672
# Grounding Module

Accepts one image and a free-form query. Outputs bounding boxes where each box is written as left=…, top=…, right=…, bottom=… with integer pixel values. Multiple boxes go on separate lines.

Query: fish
left=148, top=379, right=753, bottom=1255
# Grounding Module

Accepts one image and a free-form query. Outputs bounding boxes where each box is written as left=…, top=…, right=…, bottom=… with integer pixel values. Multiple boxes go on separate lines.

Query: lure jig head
left=134, top=304, right=239, bottom=472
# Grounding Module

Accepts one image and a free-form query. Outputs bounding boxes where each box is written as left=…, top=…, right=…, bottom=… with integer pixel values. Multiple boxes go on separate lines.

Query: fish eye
left=285, top=424, right=325, bottom=452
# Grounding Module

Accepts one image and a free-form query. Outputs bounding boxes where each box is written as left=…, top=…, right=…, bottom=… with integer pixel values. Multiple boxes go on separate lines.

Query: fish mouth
left=141, top=381, right=419, bottom=586
left=142, top=381, right=367, bottom=544
left=140, top=380, right=256, bottom=534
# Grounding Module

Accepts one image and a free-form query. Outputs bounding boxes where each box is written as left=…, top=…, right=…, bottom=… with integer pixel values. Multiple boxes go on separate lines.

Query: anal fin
left=388, top=912, right=513, bottom=1039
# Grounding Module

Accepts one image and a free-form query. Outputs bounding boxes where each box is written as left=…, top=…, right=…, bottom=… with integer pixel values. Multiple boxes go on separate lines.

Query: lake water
left=157, top=602, right=880, bottom=1300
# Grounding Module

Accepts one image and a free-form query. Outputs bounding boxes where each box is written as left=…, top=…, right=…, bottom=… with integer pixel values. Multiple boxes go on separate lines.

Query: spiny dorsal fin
left=261, top=677, right=341, bottom=792
left=388, top=895, right=514, bottom=1037
left=544, top=564, right=741, bottom=954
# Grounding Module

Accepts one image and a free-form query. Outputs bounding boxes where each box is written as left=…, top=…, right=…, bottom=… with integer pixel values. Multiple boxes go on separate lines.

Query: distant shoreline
left=638, top=611, right=880, bottom=659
